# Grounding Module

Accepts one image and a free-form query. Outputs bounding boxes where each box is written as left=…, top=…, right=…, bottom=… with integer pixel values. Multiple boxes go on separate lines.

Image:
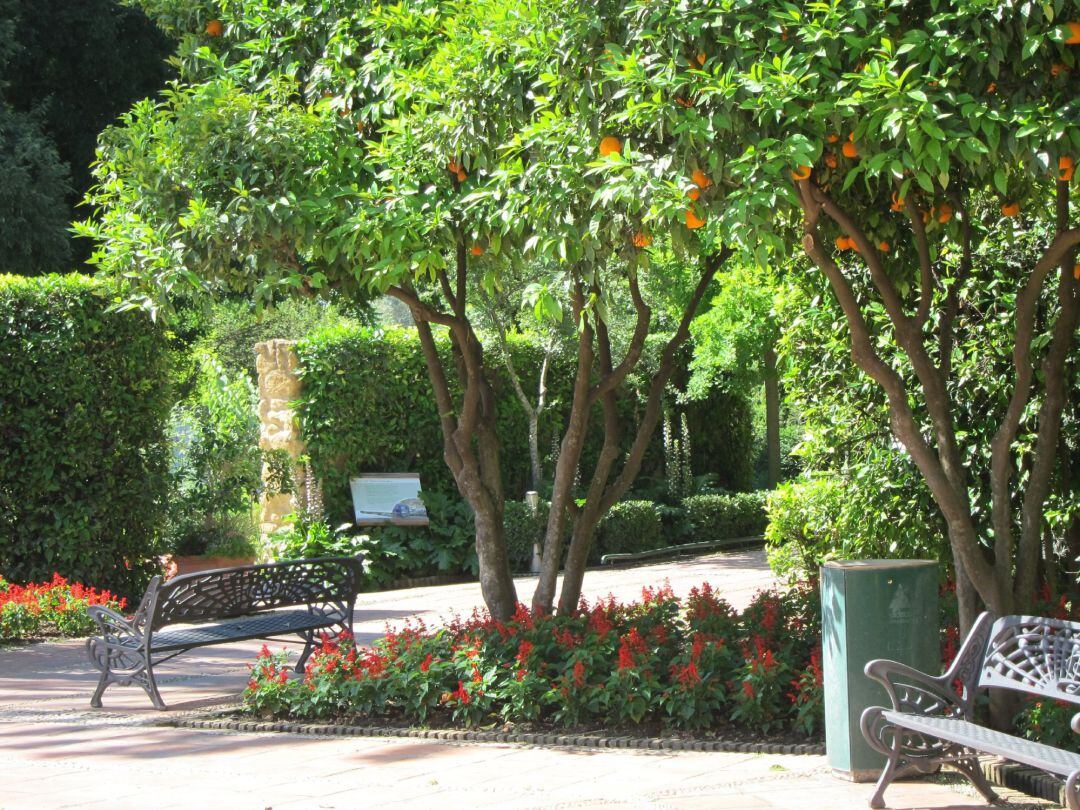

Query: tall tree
left=79, top=0, right=732, bottom=619
left=1, top=0, right=172, bottom=272
left=597, top=0, right=1079, bottom=632
left=688, top=265, right=784, bottom=488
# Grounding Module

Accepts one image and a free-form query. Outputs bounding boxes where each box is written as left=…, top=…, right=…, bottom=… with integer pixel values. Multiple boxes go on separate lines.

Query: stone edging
left=166, top=716, right=824, bottom=756
left=980, top=757, right=1066, bottom=806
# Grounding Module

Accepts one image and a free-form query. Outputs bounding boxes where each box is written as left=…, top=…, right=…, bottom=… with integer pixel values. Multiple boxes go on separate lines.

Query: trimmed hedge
left=596, top=500, right=663, bottom=556
left=684, top=492, right=768, bottom=543
left=295, top=324, right=754, bottom=524
left=0, top=274, right=171, bottom=596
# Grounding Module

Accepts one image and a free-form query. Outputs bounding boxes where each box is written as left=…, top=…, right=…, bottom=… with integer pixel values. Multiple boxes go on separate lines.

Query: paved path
left=0, top=551, right=1051, bottom=809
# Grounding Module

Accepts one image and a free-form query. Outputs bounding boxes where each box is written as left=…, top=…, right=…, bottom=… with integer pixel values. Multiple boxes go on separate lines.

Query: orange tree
left=79, top=0, right=739, bottom=618
left=596, top=1, right=1080, bottom=630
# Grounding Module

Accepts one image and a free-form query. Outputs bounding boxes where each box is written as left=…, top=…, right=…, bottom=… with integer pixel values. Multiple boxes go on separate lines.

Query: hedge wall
left=295, top=325, right=754, bottom=524
left=0, top=274, right=171, bottom=595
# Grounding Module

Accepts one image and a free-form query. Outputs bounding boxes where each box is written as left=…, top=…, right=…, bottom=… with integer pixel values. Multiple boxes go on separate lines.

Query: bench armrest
left=87, top=605, right=144, bottom=646
left=864, top=658, right=967, bottom=718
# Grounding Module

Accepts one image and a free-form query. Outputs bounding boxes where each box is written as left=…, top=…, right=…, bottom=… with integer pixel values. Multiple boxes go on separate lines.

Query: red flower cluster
left=1, top=572, right=126, bottom=640
left=0, top=572, right=125, bottom=611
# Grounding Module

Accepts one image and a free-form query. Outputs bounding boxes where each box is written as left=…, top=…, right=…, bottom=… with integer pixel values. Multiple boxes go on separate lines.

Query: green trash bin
left=821, top=559, right=939, bottom=781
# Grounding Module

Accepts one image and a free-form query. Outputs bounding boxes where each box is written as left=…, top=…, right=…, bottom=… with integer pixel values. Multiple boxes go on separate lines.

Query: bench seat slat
left=134, top=609, right=337, bottom=652
left=883, top=710, right=1080, bottom=777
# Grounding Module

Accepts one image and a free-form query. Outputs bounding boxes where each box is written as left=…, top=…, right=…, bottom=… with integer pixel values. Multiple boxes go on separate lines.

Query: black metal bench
left=861, top=612, right=1080, bottom=809
left=86, top=556, right=363, bottom=710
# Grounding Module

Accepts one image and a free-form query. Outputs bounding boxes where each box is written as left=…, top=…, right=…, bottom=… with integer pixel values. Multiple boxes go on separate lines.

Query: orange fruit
left=1074, top=263, right=1080, bottom=280
left=827, top=134, right=840, bottom=144
left=1001, top=202, right=1020, bottom=217
left=877, top=240, right=890, bottom=253
left=470, top=244, right=484, bottom=256
left=456, top=169, right=467, bottom=182
left=986, top=82, right=997, bottom=93
left=632, top=231, right=652, bottom=248
left=842, top=140, right=858, bottom=159
left=1066, top=21, right=1080, bottom=44
left=696, top=52, right=707, bottom=67
left=937, top=203, right=953, bottom=223
left=447, top=160, right=461, bottom=174
left=890, top=192, right=905, bottom=212
left=824, top=153, right=838, bottom=169
left=835, top=235, right=854, bottom=251
left=685, top=209, right=706, bottom=230
left=1060, top=156, right=1075, bottom=182
left=1051, top=63, right=1070, bottom=77
left=688, top=187, right=701, bottom=201
left=691, top=168, right=712, bottom=189
left=791, top=165, right=812, bottom=181
left=599, top=136, right=623, bottom=157
left=205, top=19, right=223, bottom=37
left=675, top=96, right=695, bottom=108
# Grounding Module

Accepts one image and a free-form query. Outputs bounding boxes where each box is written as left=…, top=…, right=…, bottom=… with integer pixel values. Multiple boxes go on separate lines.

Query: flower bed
left=0, top=573, right=127, bottom=641
left=244, top=582, right=825, bottom=738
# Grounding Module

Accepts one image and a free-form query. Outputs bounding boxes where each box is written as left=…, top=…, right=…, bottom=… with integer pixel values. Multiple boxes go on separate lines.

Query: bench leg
left=869, top=737, right=904, bottom=810
left=138, top=660, right=167, bottom=710
left=1065, top=770, right=1080, bottom=810
left=89, top=665, right=110, bottom=709
left=295, top=630, right=316, bottom=674
left=951, top=756, right=998, bottom=804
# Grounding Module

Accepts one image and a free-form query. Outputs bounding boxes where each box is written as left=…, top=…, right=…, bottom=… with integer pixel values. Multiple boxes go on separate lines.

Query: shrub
left=503, top=499, right=547, bottom=572
left=683, top=492, right=767, bottom=544
left=243, top=581, right=824, bottom=737
left=763, top=478, right=847, bottom=581
left=165, top=354, right=261, bottom=557
left=0, top=572, right=127, bottom=641
left=0, top=274, right=171, bottom=596
left=764, top=475, right=947, bottom=582
left=596, top=500, right=663, bottom=556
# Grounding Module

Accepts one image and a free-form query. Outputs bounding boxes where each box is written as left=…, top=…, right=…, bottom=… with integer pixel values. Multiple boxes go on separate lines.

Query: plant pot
left=163, top=555, right=257, bottom=579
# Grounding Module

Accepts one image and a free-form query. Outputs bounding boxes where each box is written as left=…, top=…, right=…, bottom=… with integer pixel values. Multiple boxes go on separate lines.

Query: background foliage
left=295, top=324, right=755, bottom=524
left=0, top=274, right=172, bottom=596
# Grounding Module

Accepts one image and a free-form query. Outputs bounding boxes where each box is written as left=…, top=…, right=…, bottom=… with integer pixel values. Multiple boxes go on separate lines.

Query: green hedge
left=0, top=274, right=171, bottom=596
left=596, top=500, right=663, bottom=556
left=295, top=324, right=754, bottom=524
left=683, top=492, right=768, bottom=543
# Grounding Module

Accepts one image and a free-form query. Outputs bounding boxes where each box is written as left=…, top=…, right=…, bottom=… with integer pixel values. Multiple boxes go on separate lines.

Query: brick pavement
left=0, top=551, right=1051, bottom=809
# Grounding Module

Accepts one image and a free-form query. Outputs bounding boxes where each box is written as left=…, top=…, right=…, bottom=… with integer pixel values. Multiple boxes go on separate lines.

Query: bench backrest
left=977, top=614, right=1080, bottom=704
left=147, top=556, right=363, bottom=630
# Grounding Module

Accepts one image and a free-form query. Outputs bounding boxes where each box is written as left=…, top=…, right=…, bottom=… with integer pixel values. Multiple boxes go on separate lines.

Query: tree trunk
left=471, top=491, right=517, bottom=618
left=764, top=344, right=781, bottom=489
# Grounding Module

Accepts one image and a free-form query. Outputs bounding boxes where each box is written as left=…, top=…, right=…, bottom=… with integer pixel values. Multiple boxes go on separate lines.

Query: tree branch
left=600, top=248, right=728, bottom=511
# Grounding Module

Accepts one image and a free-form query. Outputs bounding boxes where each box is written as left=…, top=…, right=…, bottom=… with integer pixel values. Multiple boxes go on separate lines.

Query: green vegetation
left=0, top=274, right=171, bottom=596
left=75, top=0, right=1079, bottom=629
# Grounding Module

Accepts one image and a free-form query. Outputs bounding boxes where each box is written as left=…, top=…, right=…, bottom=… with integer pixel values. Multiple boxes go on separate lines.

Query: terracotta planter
left=164, top=555, right=256, bottom=578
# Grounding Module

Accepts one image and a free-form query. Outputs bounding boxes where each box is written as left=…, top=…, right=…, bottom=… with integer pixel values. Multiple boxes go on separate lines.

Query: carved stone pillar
left=255, top=339, right=307, bottom=541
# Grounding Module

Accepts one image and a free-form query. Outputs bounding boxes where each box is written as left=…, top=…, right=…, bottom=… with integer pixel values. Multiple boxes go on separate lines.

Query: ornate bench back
left=148, top=557, right=363, bottom=630
left=979, top=614, right=1080, bottom=704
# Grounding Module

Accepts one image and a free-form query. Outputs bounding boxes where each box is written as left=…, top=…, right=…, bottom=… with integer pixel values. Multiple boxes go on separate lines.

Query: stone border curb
left=980, top=757, right=1066, bottom=806
left=166, top=716, right=824, bottom=756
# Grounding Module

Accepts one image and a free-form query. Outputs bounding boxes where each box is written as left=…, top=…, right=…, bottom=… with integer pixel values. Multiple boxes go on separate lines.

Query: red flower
left=572, top=660, right=586, bottom=687
left=420, top=653, right=433, bottom=672
left=617, top=642, right=637, bottom=671
left=452, top=680, right=471, bottom=705
left=742, top=680, right=755, bottom=700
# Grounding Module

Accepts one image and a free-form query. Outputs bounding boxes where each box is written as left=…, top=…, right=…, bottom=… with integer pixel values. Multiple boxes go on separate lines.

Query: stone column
left=255, top=339, right=307, bottom=541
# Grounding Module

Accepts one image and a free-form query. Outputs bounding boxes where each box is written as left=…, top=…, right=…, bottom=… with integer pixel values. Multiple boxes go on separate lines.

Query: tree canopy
left=81, top=0, right=1080, bottom=622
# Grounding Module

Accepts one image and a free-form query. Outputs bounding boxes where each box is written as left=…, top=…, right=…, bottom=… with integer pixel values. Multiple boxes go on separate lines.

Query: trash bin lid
left=822, top=559, right=936, bottom=570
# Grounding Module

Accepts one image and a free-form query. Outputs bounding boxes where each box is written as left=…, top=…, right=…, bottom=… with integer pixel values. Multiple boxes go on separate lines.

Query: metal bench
left=861, top=611, right=1080, bottom=809
left=86, top=556, right=363, bottom=710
